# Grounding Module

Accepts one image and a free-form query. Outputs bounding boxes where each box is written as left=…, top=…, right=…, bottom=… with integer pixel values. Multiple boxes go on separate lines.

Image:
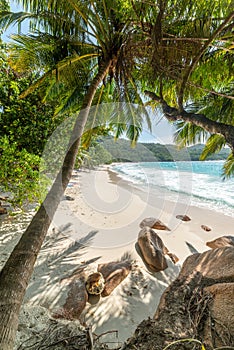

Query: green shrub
left=0, top=136, right=48, bottom=208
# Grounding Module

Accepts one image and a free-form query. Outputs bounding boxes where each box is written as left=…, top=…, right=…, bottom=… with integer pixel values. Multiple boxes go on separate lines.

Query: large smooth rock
left=53, top=272, right=88, bottom=320
left=203, top=283, right=234, bottom=348
left=124, top=247, right=234, bottom=350
left=137, top=227, right=179, bottom=272
left=139, top=217, right=171, bottom=231
left=137, top=227, right=168, bottom=273
left=179, top=246, right=234, bottom=281
left=206, top=235, right=234, bottom=249
left=98, top=260, right=132, bottom=297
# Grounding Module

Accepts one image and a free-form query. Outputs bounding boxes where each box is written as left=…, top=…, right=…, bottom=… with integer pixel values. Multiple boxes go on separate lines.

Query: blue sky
left=2, top=1, right=175, bottom=144
left=2, top=1, right=28, bottom=42
left=139, top=109, right=175, bottom=144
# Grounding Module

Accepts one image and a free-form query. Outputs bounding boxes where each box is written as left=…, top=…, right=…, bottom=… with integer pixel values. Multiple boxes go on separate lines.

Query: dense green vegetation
left=0, top=53, right=64, bottom=155
left=0, top=1, right=233, bottom=348
left=0, top=0, right=233, bottom=207
left=0, top=136, right=48, bottom=207
left=0, top=51, right=66, bottom=206
left=143, top=143, right=231, bottom=162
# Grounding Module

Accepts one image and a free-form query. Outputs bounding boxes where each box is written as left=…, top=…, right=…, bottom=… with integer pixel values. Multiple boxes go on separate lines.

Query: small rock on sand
left=176, top=214, right=191, bottom=222
left=201, top=224, right=211, bottom=232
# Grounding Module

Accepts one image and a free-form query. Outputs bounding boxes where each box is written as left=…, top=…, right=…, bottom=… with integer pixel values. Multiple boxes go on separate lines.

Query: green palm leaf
left=223, top=152, right=234, bottom=178
left=174, top=121, right=209, bottom=147
left=200, top=134, right=226, bottom=160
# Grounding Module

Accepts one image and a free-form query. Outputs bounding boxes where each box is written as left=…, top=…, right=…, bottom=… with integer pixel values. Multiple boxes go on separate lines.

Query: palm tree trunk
left=0, top=59, right=112, bottom=350
left=144, top=90, right=234, bottom=152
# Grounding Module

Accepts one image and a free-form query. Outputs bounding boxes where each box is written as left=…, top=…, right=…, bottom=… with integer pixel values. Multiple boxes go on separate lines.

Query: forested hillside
left=93, top=137, right=231, bottom=163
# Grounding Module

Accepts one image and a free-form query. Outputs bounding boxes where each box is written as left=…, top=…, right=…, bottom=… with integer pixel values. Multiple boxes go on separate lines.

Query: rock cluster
left=54, top=260, right=132, bottom=320
left=124, top=246, right=234, bottom=350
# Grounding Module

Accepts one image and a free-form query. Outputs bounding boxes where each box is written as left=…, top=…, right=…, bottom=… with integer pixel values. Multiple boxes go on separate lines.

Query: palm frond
left=126, top=124, right=142, bottom=145
left=200, top=134, right=226, bottom=160
left=174, top=121, right=209, bottom=147
left=222, top=152, right=234, bottom=178
left=19, top=72, right=53, bottom=98
left=54, top=86, right=83, bottom=115
left=0, top=10, right=36, bottom=30
left=9, top=31, right=98, bottom=101
left=113, top=123, right=126, bottom=140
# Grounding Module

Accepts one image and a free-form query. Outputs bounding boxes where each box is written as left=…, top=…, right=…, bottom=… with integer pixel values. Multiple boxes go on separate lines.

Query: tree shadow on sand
left=82, top=250, right=180, bottom=347
left=24, top=225, right=101, bottom=308
left=0, top=210, right=35, bottom=268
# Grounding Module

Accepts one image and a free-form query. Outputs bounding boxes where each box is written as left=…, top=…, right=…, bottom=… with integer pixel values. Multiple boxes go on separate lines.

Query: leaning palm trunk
left=0, top=59, right=111, bottom=350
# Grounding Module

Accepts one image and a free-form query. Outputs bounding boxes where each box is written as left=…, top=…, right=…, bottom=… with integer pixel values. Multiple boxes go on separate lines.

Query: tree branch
left=162, top=36, right=231, bottom=43
left=178, top=11, right=234, bottom=109
left=144, top=90, right=234, bottom=150
left=187, top=81, right=234, bottom=100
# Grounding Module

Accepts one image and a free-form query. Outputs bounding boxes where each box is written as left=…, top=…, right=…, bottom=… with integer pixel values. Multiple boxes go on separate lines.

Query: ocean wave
left=111, top=161, right=234, bottom=217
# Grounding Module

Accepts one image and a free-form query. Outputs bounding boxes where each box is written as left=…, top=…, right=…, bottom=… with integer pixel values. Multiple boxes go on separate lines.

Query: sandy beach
left=1, top=166, right=233, bottom=348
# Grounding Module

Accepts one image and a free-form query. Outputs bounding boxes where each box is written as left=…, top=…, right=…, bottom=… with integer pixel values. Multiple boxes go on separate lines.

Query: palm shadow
left=0, top=210, right=35, bottom=270
left=24, top=226, right=101, bottom=307
left=83, top=250, right=180, bottom=346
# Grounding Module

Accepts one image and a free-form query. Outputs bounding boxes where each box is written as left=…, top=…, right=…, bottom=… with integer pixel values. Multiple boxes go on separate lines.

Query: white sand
left=1, top=166, right=233, bottom=348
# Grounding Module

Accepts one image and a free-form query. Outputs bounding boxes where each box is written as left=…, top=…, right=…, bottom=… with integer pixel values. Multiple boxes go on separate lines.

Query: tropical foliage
left=0, top=51, right=64, bottom=155
left=1, top=1, right=233, bottom=172
left=0, top=1, right=233, bottom=349
left=0, top=3, right=150, bottom=348
left=0, top=50, right=65, bottom=206
left=0, top=0, right=8, bottom=18
left=140, top=0, right=234, bottom=175
left=0, top=135, right=48, bottom=207
left=92, top=136, right=230, bottom=163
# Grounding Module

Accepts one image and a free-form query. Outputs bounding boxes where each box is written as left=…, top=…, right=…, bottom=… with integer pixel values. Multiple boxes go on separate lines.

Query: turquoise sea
left=111, top=161, right=234, bottom=217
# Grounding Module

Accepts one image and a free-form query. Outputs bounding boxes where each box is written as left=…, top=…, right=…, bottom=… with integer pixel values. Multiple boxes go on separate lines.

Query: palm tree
left=139, top=0, right=234, bottom=174
left=0, top=0, right=147, bottom=348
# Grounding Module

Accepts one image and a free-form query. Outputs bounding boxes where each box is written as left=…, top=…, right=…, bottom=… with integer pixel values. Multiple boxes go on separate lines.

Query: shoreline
left=1, top=166, right=233, bottom=347
left=34, top=167, right=234, bottom=341
left=109, top=161, right=234, bottom=218
left=108, top=164, right=234, bottom=220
